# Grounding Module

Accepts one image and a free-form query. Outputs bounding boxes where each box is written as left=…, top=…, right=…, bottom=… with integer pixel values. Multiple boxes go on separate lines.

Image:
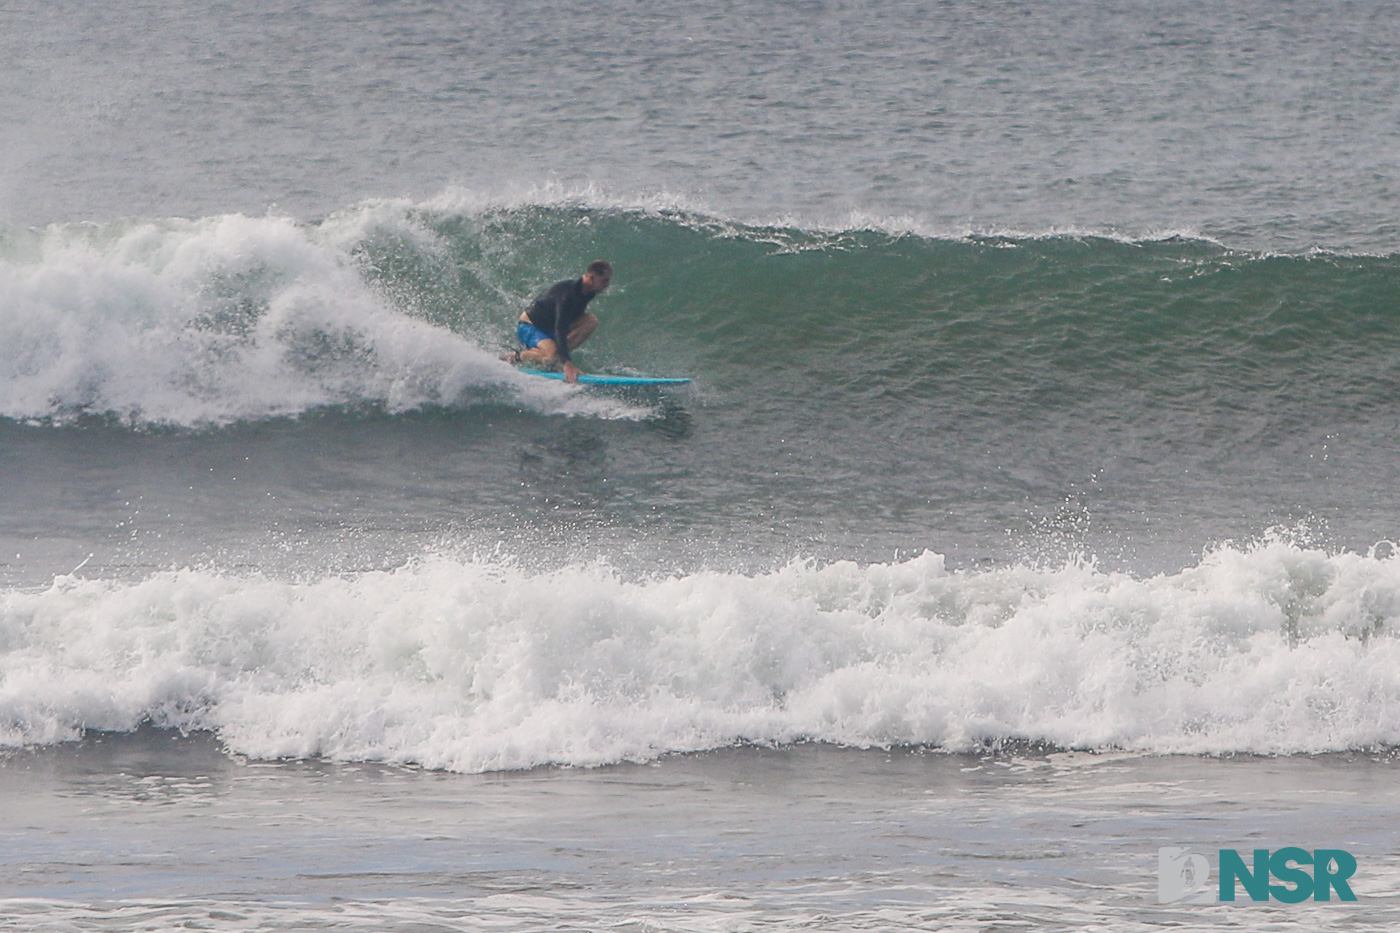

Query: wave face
left=5, top=539, right=1400, bottom=769
left=3, top=194, right=1397, bottom=430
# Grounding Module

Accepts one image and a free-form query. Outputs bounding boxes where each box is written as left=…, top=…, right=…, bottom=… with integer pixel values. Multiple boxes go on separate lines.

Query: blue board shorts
left=517, top=321, right=554, bottom=349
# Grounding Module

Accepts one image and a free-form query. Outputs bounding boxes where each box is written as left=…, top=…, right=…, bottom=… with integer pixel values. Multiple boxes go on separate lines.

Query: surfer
left=506, top=260, right=611, bottom=384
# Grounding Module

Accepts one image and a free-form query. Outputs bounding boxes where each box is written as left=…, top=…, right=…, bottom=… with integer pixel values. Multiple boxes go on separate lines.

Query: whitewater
left=0, top=206, right=656, bottom=426
left=5, top=540, right=1400, bottom=770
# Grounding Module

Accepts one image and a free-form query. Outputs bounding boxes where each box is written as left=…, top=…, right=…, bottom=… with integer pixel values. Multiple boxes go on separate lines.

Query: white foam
left=5, top=539, right=1400, bottom=770
left=0, top=211, right=642, bottom=426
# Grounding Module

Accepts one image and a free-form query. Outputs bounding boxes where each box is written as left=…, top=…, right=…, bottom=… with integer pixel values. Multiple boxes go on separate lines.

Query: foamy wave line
left=417, top=181, right=1238, bottom=252
left=4, top=540, right=1400, bottom=770
left=432, top=181, right=1400, bottom=257
left=410, top=185, right=1400, bottom=261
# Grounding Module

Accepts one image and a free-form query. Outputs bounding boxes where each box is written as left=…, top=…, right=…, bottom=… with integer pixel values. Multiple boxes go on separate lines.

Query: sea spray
left=0, top=211, right=646, bottom=426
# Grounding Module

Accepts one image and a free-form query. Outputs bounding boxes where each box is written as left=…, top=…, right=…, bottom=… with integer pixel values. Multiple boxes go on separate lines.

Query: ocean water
left=4, top=1, right=1400, bottom=929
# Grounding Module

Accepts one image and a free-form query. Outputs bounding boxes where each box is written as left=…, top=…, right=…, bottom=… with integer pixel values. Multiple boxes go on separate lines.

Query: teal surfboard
left=519, top=369, right=691, bottom=386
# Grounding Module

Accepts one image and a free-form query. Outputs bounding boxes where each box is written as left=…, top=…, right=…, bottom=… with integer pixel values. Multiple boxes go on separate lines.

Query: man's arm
left=544, top=288, right=574, bottom=365
left=548, top=288, right=585, bottom=383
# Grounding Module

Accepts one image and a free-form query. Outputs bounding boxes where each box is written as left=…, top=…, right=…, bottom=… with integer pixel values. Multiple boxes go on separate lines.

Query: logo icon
left=1158, top=847, right=1215, bottom=903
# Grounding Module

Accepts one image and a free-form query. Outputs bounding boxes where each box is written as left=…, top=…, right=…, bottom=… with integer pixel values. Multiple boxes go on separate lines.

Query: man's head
left=582, top=260, right=612, bottom=294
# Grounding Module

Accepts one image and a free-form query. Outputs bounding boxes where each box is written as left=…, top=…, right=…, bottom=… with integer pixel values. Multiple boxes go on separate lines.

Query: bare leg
left=566, top=312, right=598, bottom=350
left=519, top=339, right=558, bottom=364
left=517, top=313, right=599, bottom=364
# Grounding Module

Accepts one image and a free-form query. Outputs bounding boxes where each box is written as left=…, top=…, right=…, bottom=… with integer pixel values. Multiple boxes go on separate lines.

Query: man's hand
left=563, top=361, right=583, bottom=384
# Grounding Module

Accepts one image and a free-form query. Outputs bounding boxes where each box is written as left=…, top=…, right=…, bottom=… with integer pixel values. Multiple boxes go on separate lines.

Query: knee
left=571, top=314, right=599, bottom=341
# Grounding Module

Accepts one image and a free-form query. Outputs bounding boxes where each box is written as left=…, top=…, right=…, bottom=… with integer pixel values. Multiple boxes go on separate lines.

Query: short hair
left=586, top=260, right=612, bottom=277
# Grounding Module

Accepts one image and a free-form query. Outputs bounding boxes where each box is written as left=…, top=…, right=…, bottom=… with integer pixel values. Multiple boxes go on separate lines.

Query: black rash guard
left=525, top=277, right=597, bottom=364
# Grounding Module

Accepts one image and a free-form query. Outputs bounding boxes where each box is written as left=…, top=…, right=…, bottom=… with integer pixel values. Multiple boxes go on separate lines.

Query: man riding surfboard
left=505, top=260, right=611, bottom=384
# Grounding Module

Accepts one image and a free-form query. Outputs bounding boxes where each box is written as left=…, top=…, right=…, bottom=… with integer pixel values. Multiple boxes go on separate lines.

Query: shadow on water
left=644, top=397, right=692, bottom=440
left=515, top=392, right=692, bottom=513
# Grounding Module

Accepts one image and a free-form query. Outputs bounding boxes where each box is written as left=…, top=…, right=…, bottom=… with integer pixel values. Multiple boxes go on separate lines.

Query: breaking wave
left=5, top=537, right=1400, bottom=770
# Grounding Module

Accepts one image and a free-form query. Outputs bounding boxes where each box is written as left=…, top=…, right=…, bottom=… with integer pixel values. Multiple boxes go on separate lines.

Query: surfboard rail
left=517, top=369, right=691, bottom=386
